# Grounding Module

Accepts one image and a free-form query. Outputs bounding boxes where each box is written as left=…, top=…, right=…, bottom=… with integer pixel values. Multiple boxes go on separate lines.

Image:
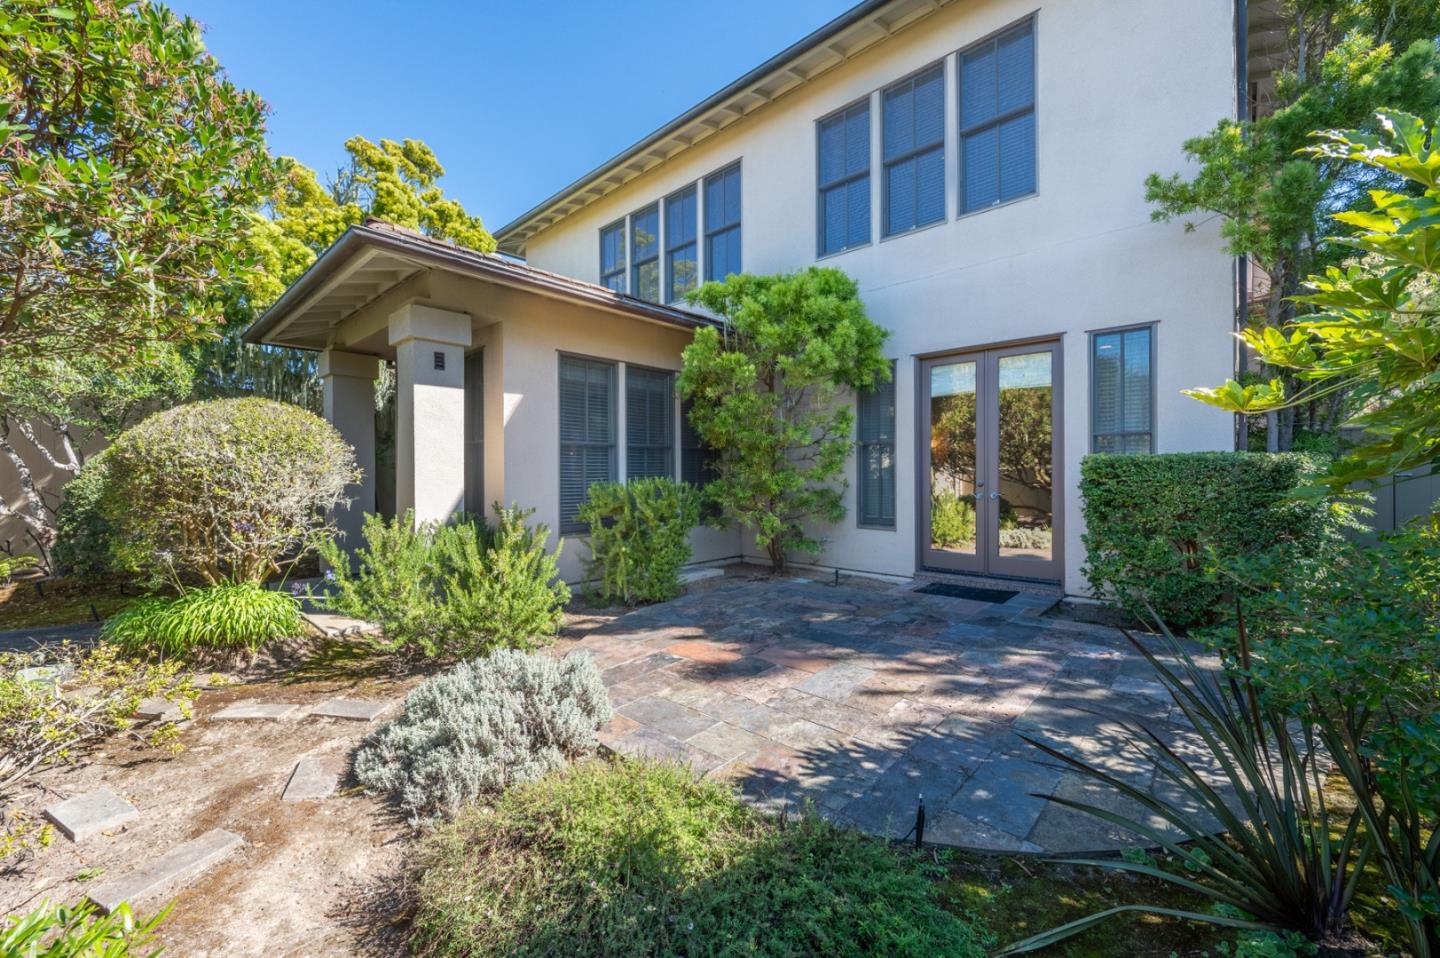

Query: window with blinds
left=817, top=101, right=871, bottom=256
left=857, top=363, right=897, bottom=528
left=1091, top=325, right=1153, bottom=454
left=599, top=220, right=626, bottom=293
left=704, top=163, right=741, bottom=282
left=626, top=367, right=675, bottom=480
left=559, top=355, right=617, bottom=531
left=630, top=204, right=660, bottom=302
left=883, top=65, right=945, bottom=237
left=665, top=186, right=698, bottom=303
left=959, top=18, right=1036, bottom=214
left=680, top=398, right=719, bottom=489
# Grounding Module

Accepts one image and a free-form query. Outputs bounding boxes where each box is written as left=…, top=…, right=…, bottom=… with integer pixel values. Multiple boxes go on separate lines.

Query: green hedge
left=576, top=478, right=701, bottom=605
left=1080, top=452, right=1338, bottom=627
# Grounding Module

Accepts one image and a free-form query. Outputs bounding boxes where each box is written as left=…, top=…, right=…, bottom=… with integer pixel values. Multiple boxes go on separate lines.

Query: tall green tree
left=1144, top=2, right=1440, bottom=449
left=680, top=268, right=889, bottom=572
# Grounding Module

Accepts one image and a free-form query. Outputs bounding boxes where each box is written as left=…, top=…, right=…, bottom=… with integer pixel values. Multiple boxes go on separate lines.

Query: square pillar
left=319, top=349, right=381, bottom=550
left=389, top=303, right=472, bottom=525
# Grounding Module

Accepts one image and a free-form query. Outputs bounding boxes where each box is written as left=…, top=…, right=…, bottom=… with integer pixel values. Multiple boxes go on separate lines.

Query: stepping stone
left=134, top=696, right=185, bottom=723
left=301, top=612, right=380, bottom=637
left=308, top=698, right=389, bottom=722
left=282, top=757, right=338, bottom=801
left=87, top=828, right=243, bottom=915
left=212, top=702, right=299, bottom=721
left=44, top=787, right=139, bottom=842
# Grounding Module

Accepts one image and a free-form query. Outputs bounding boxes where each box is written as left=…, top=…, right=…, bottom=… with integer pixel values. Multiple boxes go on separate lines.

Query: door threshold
left=914, top=567, right=1061, bottom=596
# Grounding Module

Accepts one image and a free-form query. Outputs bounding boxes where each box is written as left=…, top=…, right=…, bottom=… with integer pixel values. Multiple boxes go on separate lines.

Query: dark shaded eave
left=492, top=0, right=902, bottom=253
left=242, top=222, right=716, bottom=349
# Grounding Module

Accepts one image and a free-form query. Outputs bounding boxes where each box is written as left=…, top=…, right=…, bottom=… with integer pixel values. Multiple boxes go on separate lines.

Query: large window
left=704, top=163, right=741, bottom=282
left=857, top=363, right=897, bottom=528
left=1091, top=325, right=1153, bottom=454
left=626, top=366, right=675, bottom=480
left=680, top=398, right=719, bottom=490
left=559, top=355, right=616, bottom=532
left=959, top=18, right=1036, bottom=213
left=883, top=65, right=945, bottom=236
left=599, top=220, right=626, bottom=293
left=817, top=101, right=871, bottom=256
left=664, top=186, right=698, bottom=303
left=630, top=204, right=660, bottom=302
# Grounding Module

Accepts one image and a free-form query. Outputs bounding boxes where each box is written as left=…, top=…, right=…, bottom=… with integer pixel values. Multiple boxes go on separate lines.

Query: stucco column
left=388, top=303, right=472, bottom=525
left=319, top=349, right=381, bottom=550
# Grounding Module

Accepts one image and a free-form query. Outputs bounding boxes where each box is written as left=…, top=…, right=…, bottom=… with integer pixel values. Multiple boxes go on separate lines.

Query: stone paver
left=44, top=787, right=139, bottom=842
left=308, top=698, right=390, bottom=721
left=87, top=828, right=243, bottom=914
left=134, top=696, right=185, bottom=723
left=578, top=573, right=1226, bottom=853
left=212, top=701, right=300, bottom=721
left=282, top=757, right=339, bottom=801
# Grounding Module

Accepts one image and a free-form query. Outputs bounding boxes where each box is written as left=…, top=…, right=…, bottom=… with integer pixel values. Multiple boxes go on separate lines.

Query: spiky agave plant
left=997, top=616, right=1367, bottom=955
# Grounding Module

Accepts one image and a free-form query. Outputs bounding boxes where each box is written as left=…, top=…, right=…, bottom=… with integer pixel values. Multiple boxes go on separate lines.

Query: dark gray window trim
left=881, top=61, right=946, bottom=239
left=1088, top=322, right=1157, bottom=454
left=702, top=160, right=742, bottom=282
left=629, top=203, right=660, bottom=302
left=856, top=360, right=898, bottom=530
left=956, top=13, right=1039, bottom=216
left=815, top=96, right=873, bottom=258
left=557, top=352, right=618, bottom=534
left=664, top=184, right=699, bottom=304
left=599, top=217, right=627, bottom=292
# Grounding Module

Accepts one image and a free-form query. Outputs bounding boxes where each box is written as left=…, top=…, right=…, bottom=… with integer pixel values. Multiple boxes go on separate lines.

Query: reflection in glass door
left=920, top=343, right=1060, bottom=581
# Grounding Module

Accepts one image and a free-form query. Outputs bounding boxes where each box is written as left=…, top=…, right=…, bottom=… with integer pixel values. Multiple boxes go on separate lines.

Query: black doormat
left=915, top=582, right=1019, bottom=604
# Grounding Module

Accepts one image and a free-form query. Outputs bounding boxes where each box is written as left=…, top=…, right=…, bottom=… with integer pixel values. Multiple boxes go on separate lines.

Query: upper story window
left=630, top=204, right=660, bottom=302
left=959, top=18, right=1036, bottom=213
left=704, top=163, right=741, bottom=282
left=817, top=101, right=871, bottom=256
left=665, top=185, right=698, bottom=303
left=883, top=65, right=945, bottom=236
left=599, top=220, right=626, bottom=293
left=1091, top=324, right=1154, bottom=454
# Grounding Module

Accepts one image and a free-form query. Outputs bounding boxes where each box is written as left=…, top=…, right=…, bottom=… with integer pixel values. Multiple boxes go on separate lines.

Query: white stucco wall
left=520, top=0, right=1239, bottom=593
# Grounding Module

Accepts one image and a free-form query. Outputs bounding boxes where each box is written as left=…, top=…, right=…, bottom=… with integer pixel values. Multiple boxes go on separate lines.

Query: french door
left=919, top=341, right=1061, bottom=581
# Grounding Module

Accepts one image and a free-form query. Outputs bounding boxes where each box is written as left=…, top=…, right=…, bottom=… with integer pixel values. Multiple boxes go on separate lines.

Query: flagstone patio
left=569, top=572, right=1223, bottom=854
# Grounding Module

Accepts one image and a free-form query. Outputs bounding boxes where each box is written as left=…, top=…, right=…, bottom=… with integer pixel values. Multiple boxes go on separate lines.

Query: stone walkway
left=575, top=573, right=1221, bottom=854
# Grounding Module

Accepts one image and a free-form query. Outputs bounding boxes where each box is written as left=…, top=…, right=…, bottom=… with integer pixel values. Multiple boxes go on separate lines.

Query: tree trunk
left=767, top=537, right=787, bottom=575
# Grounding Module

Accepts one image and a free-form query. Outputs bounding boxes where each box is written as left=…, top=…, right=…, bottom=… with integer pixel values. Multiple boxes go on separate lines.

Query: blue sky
left=175, top=1, right=852, bottom=232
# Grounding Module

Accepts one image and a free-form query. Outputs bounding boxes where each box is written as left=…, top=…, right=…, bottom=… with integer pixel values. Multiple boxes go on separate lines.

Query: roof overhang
left=243, top=221, right=716, bottom=353
left=493, top=0, right=957, bottom=256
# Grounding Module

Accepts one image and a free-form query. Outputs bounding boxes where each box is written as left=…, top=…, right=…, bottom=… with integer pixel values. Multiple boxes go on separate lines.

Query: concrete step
left=86, top=828, right=243, bottom=915
left=44, top=787, right=139, bottom=842
left=281, top=757, right=338, bottom=801
left=308, top=698, right=390, bottom=722
left=212, top=702, right=300, bottom=721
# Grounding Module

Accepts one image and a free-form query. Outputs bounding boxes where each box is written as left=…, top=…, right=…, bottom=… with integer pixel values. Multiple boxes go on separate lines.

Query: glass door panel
left=922, top=356, right=983, bottom=571
left=992, top=350, right=1054, bottom=572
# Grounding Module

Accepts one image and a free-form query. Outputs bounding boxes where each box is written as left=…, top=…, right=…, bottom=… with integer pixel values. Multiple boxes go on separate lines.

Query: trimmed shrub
left=318, top=506, right=569, bottom=658
left=52, top=448, right=116, bottom=580
left=101, top=582, right=303, bottom=659
left=102, top=398, right=356, bottom=584
left=930, top=490, right=975, bottom=549
left=1080, top=452, right=1342, bottom=626
left=353, top=649, right=610, bottom=819
left=410, top=758, right=988, bottom=958
left=576, top=478, right=701, bottom=605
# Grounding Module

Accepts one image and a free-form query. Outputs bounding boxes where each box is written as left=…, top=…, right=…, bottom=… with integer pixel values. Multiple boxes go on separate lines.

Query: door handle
left=988, top=492, right=1000, bottom=499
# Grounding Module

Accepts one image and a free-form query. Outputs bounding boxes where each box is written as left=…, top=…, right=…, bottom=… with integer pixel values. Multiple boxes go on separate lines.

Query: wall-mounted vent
left=433, top=351, right=446, bottom=371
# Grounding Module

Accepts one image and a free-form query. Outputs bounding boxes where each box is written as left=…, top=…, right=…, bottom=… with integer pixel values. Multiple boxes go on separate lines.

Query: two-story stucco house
left=246, top=0, right=1250, bottom=596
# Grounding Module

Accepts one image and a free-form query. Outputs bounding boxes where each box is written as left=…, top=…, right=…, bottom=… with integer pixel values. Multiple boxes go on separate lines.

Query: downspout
left=1233, top=0, right=1250, bottom=452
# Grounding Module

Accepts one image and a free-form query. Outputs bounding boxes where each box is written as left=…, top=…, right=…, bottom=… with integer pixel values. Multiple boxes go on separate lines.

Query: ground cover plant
left=354, top=650, right=610, bottom=821
left=0, top=899, right=167, bottom=957
left=577, top=478, right=701, bottom=605
left=101, top=582, right=302, bottom=661
left=319, top=507, right=568, bottom=658
left=409, top=757, right=987, bottom=958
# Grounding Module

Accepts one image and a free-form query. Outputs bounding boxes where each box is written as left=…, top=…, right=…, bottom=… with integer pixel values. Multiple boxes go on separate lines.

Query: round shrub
left=101, top=582, right=303, bottom=659
left=354, top=650, right=612, bottom=820
left=410, top=758, right=988, bottom=958
left=52, top=448, right=117, bottom=579
left=103, top=398, right=356, bottom=583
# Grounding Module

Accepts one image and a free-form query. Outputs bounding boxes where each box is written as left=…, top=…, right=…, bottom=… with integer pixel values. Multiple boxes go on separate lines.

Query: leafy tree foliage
left=1187, top=112, right=1440, bottom=489
left=680, top=268, right=889, bottom=572
left=1146, top=2, right=1440, bottom=449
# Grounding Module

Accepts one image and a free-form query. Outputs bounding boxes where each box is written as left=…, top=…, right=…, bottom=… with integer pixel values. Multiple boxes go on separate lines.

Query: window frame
left=629, top=203, right=661, bottom=303
left=664, top=185, right=698, bottom=304
left=557, top=352, right=618, bottom=534
left=624, top=363, right=677, bottom=481
left=957, top=15, right=1039, bottom=216
left=816, top=97, right=873, bottom=258
left=1088, top=322, right=1156, bottom=454
left=703, top=161, right=742, bottom=283
left=856, top=361, right=898, bottom=530
left=599, top=218, right=627, bottom=293
left=881, top=62, right=947, bottom=239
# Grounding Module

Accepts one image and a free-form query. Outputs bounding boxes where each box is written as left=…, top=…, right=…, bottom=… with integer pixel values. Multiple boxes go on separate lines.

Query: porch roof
left=242, top=219, right=715, bottom=352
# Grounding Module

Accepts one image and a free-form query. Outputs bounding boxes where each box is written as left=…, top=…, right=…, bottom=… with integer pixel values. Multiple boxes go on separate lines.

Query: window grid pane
left=600, top=221, right=626, bottom=293
left=959, top=19, right=1036, bottom=214
left=626, top=368, right=675, bottom=480
left=857, top=364, right=897, bottom=527
left=630, top=205, right=659, bottom=302
left=559, top=356, right=617, bottom=530
left=818, top=102, right=871, bottom=256
left=704, top=165, right=741, bottom=281
left=665, top=187, right=698, bottom=302
left=1091, top=327, right=1153, bottom=454
left=883, top=66, right=945, bottom=237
